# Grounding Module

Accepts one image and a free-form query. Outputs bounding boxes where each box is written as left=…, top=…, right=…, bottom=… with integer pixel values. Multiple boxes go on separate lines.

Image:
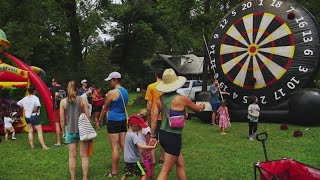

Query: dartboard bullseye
left=220, top=12, right=295, bottom=89
left=209, top=0, right=320, bottom=107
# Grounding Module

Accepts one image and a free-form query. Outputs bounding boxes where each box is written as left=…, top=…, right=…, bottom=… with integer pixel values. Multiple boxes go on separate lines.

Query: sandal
left=42, top=147, right=50, bottom=150
left=158, top=160, right=164, bottom=165
left=104, top=173, right=118, bottom=177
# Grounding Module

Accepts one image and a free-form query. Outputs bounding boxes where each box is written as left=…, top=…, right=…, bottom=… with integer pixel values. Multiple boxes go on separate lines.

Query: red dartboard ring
left=209, top=0, right=320, bottom=107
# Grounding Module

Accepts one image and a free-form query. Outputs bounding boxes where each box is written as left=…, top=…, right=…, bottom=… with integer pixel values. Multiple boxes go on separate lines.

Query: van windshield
left=181, top=82, right=190, bottom=88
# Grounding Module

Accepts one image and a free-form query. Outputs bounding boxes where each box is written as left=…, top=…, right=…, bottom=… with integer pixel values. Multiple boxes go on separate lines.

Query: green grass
left=1, top=93, right=319, bottom=179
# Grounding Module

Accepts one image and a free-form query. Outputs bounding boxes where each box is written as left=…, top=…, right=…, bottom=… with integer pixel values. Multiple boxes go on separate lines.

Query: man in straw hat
left=150, top=68, right=205, bottom=179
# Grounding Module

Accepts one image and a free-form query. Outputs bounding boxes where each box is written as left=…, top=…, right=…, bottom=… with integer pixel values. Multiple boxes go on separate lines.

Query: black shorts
left=123, top=162, right=146, bottom=177
left=92, top=106, right=102, bottom=113
left=159, top=129, right=182, bottom=157
left=154, top=120, right=162, bottom=139
left=107, top=120, right=127, bottom=134
left=25, top=115, right=41, bottom=126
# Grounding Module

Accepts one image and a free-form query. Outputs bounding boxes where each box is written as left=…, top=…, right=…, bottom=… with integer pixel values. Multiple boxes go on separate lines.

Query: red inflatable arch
left=4, top=52, right=54, bottom=132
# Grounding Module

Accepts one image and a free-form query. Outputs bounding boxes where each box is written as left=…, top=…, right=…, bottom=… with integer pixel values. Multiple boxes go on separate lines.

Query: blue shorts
left=65, top=131, right=80, bottom=144
left=25, top=115, right=41, bottom=126
left=210, top=102, right=221, bottom=112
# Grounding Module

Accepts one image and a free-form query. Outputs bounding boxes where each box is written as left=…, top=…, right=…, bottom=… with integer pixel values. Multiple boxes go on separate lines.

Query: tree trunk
left=56, top=0, right=82, bottom=65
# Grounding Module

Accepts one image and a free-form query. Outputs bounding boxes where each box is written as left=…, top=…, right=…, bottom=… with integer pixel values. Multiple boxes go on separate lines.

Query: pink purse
left=162, top=96, right=185, bottom=129
left=168, top=115, right=185, bottom=128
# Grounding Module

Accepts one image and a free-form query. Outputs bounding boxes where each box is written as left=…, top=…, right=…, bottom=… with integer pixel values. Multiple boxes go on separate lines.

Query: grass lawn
left=0, top=93, right=319, bottom=179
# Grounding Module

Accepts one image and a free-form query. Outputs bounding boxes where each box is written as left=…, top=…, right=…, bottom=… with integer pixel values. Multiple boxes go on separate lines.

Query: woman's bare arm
left=99, top=90, right=114, bottom=121
left=59, top=99, right=66, bottom=136
left=151, top=98, right=161, bottom=138
left=182, top=96, right=205, bottom=112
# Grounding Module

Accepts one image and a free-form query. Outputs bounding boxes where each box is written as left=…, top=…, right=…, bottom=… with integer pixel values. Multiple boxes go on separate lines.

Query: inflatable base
left=195, top=90, right=320, bottom=126
left=195, top=110, right=289, bottom=124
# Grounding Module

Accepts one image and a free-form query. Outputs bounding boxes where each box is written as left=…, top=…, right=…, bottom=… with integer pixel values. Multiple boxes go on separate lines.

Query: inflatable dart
left=206, top=0, right=320, bottom=125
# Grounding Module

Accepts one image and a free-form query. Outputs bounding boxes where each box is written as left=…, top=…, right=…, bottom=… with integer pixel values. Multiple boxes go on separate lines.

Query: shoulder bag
left=161, top=96, right=185, bottom=129
left=117, top=88, right=128, bottom=127
left=78, top=97, right=97, bottom=141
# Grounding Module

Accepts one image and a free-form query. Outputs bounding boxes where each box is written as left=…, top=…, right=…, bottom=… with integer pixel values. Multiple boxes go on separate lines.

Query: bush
left=132, top=90, right=147, bottom=106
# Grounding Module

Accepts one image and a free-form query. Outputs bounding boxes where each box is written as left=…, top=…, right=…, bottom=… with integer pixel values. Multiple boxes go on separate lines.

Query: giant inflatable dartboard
left=209, top=0, right=320, bottom=107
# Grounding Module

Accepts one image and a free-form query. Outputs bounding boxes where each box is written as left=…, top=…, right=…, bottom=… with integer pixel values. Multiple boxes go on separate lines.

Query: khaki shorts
left=5, top=127, right=15, bottom=133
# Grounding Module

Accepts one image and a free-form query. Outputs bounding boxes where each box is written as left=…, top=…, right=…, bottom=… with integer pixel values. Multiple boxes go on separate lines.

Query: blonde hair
left=139, top=108, right=151, bottom=122
left=221, top=99, right=227, bottom=106
left=67, top=80, right=78, bottom=102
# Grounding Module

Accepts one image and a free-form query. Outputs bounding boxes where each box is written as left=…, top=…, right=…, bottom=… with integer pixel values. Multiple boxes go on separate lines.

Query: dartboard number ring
left=209, top=0, right=320, bottom=107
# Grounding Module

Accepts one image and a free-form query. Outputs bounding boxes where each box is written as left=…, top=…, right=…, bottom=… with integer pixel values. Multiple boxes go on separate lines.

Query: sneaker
left=54, top=143, right=61, bottom=147
left=12, top=137, right=16, bottom=140
left=249, top=136, right=254, bottom=141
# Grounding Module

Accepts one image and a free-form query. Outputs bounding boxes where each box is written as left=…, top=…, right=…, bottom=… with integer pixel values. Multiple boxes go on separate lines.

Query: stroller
left=254, top=132, right=320, bottom=180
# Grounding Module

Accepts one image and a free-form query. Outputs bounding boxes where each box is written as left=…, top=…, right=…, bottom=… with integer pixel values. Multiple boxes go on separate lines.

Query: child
left=139, top=108, right=155, bottom=180
left=122, top=114, right=157, bottom=180
left=247, top=95, right=260, bottom=141
left=4, top=111, right=16, bottom=140
left=217, top=100, right=230, bottom=134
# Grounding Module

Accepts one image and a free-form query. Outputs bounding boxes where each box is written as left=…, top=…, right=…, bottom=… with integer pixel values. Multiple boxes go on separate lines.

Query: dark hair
left=28, top=87, right=36, bottom=94
left=113, top=78, right=121, bottom=83
left=52, top=78, right=59, bottom=84
left=4, top=110, right=10, bottom=117
left=249, top=95, right=257, bottom=104
left=155, top=68, right=165, bottom=79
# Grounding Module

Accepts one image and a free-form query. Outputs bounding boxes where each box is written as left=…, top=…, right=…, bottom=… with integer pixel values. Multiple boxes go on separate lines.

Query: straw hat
left=156, top=68, right=186, bottom=93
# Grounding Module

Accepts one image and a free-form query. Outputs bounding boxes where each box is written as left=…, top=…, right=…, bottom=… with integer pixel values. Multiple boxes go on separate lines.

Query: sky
left=98, top=0, right=121, bottom=41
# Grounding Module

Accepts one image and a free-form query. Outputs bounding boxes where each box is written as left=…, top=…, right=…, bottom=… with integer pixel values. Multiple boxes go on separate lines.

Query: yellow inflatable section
left=0, top=63, right=45, bottom=132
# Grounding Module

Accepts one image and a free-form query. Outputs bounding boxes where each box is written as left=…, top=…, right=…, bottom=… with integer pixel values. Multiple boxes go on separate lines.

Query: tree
left=55, top=0, right=82, bottom=66
left=104, top=0, right=169, bottom=76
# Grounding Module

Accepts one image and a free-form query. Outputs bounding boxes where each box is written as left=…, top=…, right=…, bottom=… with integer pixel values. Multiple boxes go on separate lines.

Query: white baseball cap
left=81, top=79, right=88, bottom=84
left=105, top=72, right=121, bottom=81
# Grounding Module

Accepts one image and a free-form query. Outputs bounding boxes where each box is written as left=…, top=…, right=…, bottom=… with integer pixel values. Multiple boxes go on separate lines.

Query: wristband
left=151, top=134, right=156, bottom=138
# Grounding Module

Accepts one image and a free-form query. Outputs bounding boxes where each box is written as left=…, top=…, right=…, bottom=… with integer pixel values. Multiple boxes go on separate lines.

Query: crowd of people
left=1, top=67, right=260, bottom=180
